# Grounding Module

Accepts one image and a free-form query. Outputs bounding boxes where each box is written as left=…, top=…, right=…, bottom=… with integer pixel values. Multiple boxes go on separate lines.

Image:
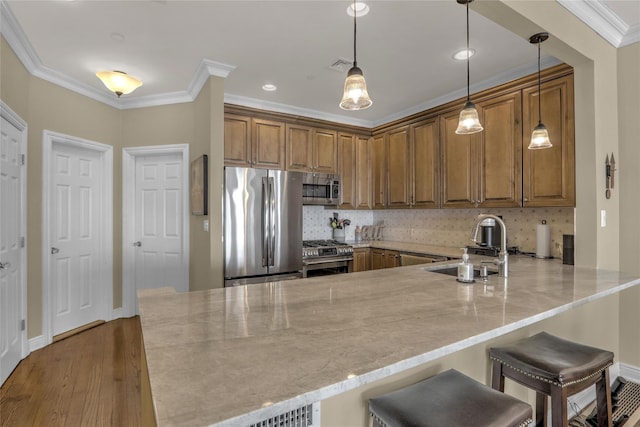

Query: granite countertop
left=138, top=255, right=640, bottom=427
left=348, top=240, right=466, bottom=258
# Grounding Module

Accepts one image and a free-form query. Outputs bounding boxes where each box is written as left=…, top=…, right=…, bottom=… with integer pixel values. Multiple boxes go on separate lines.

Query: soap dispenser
left=457, top=248, right=474, bottom=283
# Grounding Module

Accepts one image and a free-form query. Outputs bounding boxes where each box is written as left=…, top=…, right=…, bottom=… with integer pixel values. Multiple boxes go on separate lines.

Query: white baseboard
left=111, top=307, right=124, bottom=320
left=28, top=335, right=47, bottom=352
left=619, top=362, right=640, bottom=382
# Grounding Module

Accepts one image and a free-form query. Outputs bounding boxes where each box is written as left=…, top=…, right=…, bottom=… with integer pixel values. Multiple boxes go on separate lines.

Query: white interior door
left=0, top=115, right=25, bottom=385
left=132, top=152, right=188, bottom=313
left=50, top=142, right=104, bottom=335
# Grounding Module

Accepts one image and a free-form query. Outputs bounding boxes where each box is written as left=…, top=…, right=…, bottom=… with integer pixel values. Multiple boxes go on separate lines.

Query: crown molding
left=0, top=1, right=237, bottom=110
left=557, top=0, right=640, bottom=48
left=223, top=94, right=374, bottom=128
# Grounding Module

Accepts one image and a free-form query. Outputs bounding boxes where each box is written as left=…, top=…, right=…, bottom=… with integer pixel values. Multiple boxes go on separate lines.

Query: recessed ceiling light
left=347, top=1, right=369, bottom=17
left=453, top=48, right=476, bottom=61
left=262, top=83, right=277, bottom=92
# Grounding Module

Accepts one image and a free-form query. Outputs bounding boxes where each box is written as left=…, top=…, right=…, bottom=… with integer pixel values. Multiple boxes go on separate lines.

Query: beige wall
left=190, top=76, right=225, bottom=291
left=617, top=42, right=640, bottom=365
left=1, top=36, right=225, bottom=338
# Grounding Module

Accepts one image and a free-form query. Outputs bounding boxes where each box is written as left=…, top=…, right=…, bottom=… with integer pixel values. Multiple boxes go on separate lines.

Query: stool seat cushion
left=489, top=332, right=614, bottom=387
left=369, top=369, right=532, bottom=427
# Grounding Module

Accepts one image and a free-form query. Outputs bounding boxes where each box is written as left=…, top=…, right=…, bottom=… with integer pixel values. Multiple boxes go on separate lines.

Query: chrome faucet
left=471, top=214, right=509, bottom=278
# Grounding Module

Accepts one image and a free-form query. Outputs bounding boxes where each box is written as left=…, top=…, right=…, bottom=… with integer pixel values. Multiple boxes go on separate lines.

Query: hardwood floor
left=0, top=317, right=142, bottom=426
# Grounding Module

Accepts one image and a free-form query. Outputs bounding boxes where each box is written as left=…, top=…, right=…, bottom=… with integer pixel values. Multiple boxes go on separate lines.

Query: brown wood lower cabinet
left=350, top=248, right=371, bottom=272
left=371, top=248, right=400, bottom=270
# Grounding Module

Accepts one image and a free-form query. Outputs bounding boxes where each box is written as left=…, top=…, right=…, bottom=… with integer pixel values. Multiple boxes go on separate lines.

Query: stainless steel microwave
left=302, top=173, right=340, bottom=205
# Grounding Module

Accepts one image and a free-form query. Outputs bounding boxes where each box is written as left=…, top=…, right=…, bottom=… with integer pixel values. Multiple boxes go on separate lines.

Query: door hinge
left=21, top=319, right=25, bottom=331
left=21, top=154, right=25, bottom=166
left=21, top=237, right=25, bottom=248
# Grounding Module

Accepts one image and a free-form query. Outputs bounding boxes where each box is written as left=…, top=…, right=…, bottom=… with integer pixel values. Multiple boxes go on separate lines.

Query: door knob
left=0, top=262, right=11, bottom=270
left=133, top=241, right=142, bottom=247
left=51, top=247, right=59, bottom=254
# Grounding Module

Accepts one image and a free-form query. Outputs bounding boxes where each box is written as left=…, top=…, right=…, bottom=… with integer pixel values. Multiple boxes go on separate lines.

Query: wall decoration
left=191, top=155, right=208, bottom=215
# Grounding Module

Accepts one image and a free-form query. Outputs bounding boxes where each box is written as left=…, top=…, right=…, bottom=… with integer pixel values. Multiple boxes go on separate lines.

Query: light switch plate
left=600, top=210, right=606, bottom=227
left=203, top=219, right=209, bottom=232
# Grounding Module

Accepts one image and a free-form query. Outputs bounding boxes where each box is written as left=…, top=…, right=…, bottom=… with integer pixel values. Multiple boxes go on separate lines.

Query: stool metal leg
left=595, top=369, right=613, bottom=427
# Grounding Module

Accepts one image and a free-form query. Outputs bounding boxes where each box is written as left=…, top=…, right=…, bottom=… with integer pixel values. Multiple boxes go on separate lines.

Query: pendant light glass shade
left=339, top=0, right=372, bottom=110
left=456, top=100, right=483, bottom=134
left=96, top=70, right=142, bottom=97
left=456, top=0, right=482, bottom=135
left=340, top=66, right=372, bottom=110
left=528, top=32, right=552, bottom=150
left=529, top=122, right=552, bottom=149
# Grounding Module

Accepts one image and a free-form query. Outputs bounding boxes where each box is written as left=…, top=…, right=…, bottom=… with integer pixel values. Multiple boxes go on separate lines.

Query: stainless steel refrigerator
left=224, top=167, right=303, bottom=286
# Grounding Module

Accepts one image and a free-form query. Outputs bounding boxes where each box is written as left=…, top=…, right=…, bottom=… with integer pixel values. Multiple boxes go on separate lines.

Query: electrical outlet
left=600, top=210, right=606, bottom=227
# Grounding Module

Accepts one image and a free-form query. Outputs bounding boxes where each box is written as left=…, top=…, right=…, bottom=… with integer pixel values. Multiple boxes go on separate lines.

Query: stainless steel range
left=302, top=240, right=354, bottom=278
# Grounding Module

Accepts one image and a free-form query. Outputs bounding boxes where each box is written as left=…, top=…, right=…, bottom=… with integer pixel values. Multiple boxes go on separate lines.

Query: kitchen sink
left=425, top=265, right=498, bottom=277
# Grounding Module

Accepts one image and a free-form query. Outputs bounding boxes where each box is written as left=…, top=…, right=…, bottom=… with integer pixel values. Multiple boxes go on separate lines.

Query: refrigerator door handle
left=262, top=177, right=269, bottom=267
left=268, top=177, right=276, bottom=267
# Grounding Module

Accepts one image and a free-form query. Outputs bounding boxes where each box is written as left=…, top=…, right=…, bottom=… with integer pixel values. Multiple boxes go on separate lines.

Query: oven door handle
left=303, top=256, right=354, bottom=265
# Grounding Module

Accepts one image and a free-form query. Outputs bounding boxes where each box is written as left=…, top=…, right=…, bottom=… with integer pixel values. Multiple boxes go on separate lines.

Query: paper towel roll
left=536, top=221, right=550, bottom=258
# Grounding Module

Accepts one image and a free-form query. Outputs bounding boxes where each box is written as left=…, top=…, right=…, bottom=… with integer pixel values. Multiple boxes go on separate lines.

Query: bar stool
left=369, top=369, right=532, bottom=427
left=489, top=332, right=614, bottom=427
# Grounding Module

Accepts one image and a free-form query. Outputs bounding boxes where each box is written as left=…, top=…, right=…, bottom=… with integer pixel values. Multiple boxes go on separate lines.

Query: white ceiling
left=2, top=0, right=638, bottom=128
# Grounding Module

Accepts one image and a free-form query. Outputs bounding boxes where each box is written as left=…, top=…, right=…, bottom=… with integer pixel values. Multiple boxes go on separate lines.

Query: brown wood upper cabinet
left=224, top=114, right=286, bottom=169
left=411, top=118, right=440, bottom=208
left=441, top=91, right=522, bottom=208
left=522, top=74, right=575, bottom=207
left=377, top=118, right=440, bottom=209
left=338, top=133, right=371, bottom=209
left=286, top=124, right=337, bottom=173
left=371, top=135, right=387, bottom=208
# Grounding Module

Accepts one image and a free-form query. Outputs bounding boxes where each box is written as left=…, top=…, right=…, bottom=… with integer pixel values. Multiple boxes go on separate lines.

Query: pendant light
left=96, top=70, right=143, bottom=97
left=455, top=0, right=483, bottom=135
left=339, top=0, right=372, bottom=110
left=528, top=32, right=553, bottom=149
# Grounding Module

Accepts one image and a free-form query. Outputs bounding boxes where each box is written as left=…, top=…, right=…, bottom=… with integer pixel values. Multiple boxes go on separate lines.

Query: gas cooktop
left=303, top=239, right=350, bottom=248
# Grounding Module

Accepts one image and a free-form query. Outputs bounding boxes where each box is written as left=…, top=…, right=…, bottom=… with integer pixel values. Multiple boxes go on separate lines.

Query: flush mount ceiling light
left=455, top=0, right=483, bottom=135
left=262, top=83, right=277, bottom=92
left=96, top=70, right=142, bottom=97
left=339, top=0, right=372, bottom=111
left=528, top=32, right=553, bottom=150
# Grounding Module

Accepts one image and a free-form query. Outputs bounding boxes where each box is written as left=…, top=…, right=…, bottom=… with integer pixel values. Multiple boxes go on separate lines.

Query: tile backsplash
left=303, top=206, right=574, bottom=258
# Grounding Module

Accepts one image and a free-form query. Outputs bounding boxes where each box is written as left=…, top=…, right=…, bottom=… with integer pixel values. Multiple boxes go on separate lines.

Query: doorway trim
left=42, top=130, right=113, bottom=345
left=0, top=100, right=28, bottom=360
left=122, top=144, right=190, bottom=317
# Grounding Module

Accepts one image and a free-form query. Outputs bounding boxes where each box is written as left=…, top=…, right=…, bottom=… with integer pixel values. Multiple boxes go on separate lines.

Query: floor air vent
left=569, top=377, right=640, bottom=426
left=250, top=402, right=319, bottom=427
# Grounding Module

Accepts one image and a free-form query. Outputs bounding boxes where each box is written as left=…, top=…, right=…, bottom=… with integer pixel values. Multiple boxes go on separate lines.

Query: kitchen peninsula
left=138, top=255, right=640, bottom=426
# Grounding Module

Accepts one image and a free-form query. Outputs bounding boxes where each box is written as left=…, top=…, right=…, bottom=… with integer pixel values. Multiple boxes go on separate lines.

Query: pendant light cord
left=353, top=0, right=358, bottom=68
left=537, top=40, right=542, bottom=125
left=466, top=1, right=470, bottom=102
